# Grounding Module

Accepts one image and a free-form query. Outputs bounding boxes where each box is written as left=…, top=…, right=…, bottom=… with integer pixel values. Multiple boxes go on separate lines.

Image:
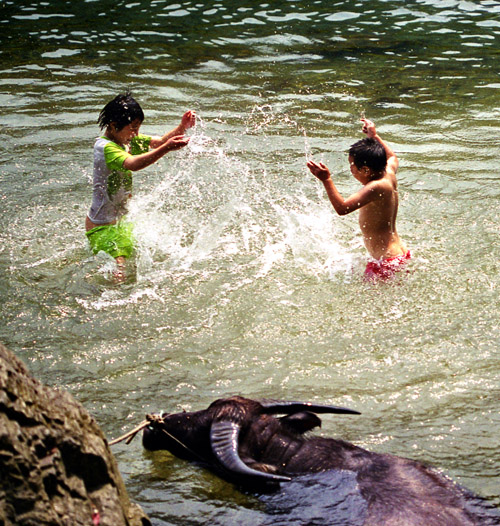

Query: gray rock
left=0, top=342, right=151, bottom=526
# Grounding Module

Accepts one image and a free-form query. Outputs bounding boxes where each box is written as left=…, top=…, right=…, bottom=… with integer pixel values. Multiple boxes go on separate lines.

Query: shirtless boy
left=86, top=93, right=195, bottom=279
left=307, top=118, right=409, bottom=281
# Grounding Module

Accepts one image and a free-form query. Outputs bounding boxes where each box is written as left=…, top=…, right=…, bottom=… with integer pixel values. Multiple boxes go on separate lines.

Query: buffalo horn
left=210, top=420, right=291, bottom=483
left=260, top=400, right=361, bottom=415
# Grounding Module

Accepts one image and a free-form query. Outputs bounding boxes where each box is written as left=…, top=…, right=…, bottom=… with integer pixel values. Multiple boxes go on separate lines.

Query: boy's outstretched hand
left=181, top=110, right=196, bottom=130
left=166, top=135, right=190, bottom=151
left=307, top=160, right=331, bottom=182
left=361, top=118, right=376, bottom=138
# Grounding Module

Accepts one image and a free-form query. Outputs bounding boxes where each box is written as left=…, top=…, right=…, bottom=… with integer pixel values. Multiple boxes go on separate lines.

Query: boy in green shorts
left=85, top=93, right=195, bottom=278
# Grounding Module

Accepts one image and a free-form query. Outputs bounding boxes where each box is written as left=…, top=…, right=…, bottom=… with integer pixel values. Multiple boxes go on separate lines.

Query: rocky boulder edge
left=0, top=343, right=151, bottom=526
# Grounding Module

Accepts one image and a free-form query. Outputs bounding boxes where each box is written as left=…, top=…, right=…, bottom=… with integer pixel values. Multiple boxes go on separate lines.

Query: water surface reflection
left=1, top=1, right=499, bottom=525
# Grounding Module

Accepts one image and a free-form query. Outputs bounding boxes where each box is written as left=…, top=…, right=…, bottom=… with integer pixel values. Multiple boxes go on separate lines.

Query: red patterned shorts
left=364, top=251, right=411, bottom=281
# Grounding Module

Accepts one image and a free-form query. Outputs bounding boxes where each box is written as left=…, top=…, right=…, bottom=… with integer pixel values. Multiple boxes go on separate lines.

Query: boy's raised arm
left=361, top=118, right=398, bottom=173
left=307, top=160, right=379, bottom=216
left=150, top=110, right=196, bottom=148
left=123, top=135, right=189, bottom=171
left=307, top=160, right=349, bottom=215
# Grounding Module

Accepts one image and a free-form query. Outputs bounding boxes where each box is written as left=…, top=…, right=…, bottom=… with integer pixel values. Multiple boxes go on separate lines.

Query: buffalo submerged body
left=142, top=396, right=500, bottom=526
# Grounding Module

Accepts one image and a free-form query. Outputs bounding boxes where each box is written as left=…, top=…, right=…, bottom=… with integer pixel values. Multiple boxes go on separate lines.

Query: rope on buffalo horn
left=109, top=414, right=165, bottom=446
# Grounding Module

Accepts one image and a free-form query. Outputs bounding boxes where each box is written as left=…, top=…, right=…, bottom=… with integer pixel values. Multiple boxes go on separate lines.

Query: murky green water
left=1, top=1, right=499, bottom=524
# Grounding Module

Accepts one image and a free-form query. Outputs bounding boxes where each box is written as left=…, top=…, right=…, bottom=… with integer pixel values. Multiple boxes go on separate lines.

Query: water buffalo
left=142, top=395, right=499, bottom=526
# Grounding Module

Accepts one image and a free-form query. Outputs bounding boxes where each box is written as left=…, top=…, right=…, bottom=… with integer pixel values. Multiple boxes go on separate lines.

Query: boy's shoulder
left=94, top=136, right=121, bottom=150
left=94, top=136, right=109, bottom=146
left=366, top=172, right=396, bottom=194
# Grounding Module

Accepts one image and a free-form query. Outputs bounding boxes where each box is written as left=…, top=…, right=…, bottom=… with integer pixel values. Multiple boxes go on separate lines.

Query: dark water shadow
left=258, top=471, right=367, bottom=526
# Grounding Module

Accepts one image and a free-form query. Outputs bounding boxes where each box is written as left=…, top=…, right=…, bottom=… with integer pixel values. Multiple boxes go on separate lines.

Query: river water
left=1, top=1, right=499, bottom=524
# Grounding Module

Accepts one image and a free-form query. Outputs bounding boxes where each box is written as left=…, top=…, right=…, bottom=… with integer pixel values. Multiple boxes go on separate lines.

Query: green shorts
left=86, top=221, right=135, bottom=259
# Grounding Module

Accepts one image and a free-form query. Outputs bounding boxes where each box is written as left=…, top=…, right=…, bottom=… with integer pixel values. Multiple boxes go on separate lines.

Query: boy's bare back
left=357, top=159, right=406, bottom=260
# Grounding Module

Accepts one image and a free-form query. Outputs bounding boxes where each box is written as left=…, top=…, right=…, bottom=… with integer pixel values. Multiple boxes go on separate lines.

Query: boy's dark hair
left=97, top=93, right=144, bottom=130
left=348, top=138, right=387, bottom=173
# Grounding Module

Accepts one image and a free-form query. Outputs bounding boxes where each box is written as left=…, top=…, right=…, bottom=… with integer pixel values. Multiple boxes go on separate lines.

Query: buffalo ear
left=210, top=420, right=291, bottom=484
left=280, top=411, right=322, bottom=434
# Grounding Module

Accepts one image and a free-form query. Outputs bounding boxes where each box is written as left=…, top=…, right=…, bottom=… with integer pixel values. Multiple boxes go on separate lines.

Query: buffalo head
left=142, top=395, right=359, bottom=485
left=142, top=396, right=499, bottom=526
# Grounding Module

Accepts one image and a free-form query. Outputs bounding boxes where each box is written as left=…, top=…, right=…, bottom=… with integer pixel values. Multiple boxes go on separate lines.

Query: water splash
left=244, top=104, right=312, bottom=160
left=76, top=286, right=163, bottom=311
left=125, top=106, right=356, bottom=287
